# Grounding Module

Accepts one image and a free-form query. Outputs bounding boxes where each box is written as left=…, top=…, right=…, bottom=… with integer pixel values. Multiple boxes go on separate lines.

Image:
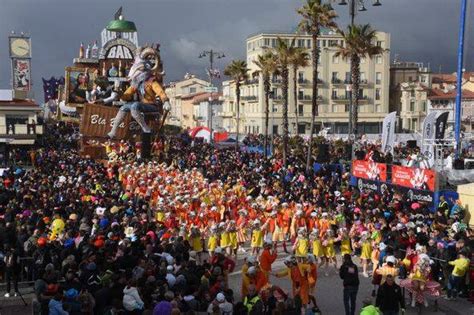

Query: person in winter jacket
left=123, top=280, right=144, bottom=313
left=48, top=291, right=69, bottom=315
left=376, top=275, right=405, bottom=314
left=339, top=254, right=360, bottom=315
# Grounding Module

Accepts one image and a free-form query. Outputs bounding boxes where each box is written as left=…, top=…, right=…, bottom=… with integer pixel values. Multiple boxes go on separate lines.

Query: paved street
left=227, top=247, right=473, bottom=315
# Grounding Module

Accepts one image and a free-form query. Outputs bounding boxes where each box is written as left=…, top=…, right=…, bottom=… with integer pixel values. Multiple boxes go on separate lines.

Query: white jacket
left=123, top=286, right=144, bottom=311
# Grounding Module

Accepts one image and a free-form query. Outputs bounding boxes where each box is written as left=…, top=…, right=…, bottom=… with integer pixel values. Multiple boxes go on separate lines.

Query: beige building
left=220, top=29, right=391, bottom=135
left=0, top=95, right=43, bottom=145
left=399, top=82, right=429, bottom=132
left=165, top=74, right=210, bottom=127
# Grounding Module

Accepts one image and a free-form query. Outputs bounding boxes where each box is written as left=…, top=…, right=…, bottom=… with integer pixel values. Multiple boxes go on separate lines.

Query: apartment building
left=165, top=74, right=210, bottom=127
left=221, top=29, right=390, bottom=135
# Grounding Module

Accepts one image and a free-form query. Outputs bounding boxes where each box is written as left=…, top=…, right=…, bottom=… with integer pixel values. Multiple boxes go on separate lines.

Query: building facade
left=427, top=88, right=474, bottom=132
left=220, top=29, right=391, bottom=135
left=192, top=92, right=223, bottom=130
left=165, top=74, right=210, bottom=127
left=399, top=82, right=429, bottom=132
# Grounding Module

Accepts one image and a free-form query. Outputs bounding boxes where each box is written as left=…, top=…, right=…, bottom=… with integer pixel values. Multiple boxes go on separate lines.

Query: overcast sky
left=0, top=0, right=470, bottom=102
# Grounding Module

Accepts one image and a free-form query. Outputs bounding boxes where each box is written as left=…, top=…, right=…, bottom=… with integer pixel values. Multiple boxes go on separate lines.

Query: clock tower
left=9, top=32, right=32, bottom=99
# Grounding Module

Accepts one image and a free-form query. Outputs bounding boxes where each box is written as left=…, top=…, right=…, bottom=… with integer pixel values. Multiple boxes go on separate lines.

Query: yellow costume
left=220, top=231, right=230, bottom=248
left=323, top=238, right=336, bottom=258
left=295, top=238, right=309, bottom=257
left=190, top=236, right=203, bottom=252
left=229, top=231, right=238, bottom=250
left=208, top=234, right=218, bottom=252
left=360, top=241, right=372, bottom=260
left=121, top=81, right=169, bottom=104
left=312, top=239, right=324, bottom=257
left=251, top=229, right=264, bottom=248
left=340, top=238, right=352, bottom=255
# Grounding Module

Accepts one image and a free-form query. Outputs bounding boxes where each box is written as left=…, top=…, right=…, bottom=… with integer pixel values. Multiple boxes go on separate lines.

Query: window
left=272, top=87, right=277, bottom=98
left=298, top=89, right=304, bottom=99
left=298, top=39, right=305, bottom=47
left=410, top=100, right=415, bottom=111
left=332, top=89, right=338, bottom=99
left=328, top=40, right=338, bottom=47
left=264, top=38, right=270, bottom=47
left=375, top=88, right=381, bottom=101
left=298, top=104, right=304, bottom=116
left=410, top=90, right=415, bottom=97
left=298, top=71, right=305, bottom=80
left=376, top=104, right=382, bottom=113
left=271, top=38, right=276, bottom=47
left=376, top=55, right=383, bottom=64
left=318, top=55, right=321, bottom=65
left=359, top=89, right=364, bottom=98
left=377, top=41, right=383, bottom=47
left=360, top=72, right=366, bottom=82
left=307, top=39, right=311, bottom=48
left=322, top=40, right=326, bottom=47
left=297, top=124, right=306, bottom=134
left=273, top=125, right=279, bottom=135
left=332, top=72, right=338, bottom=81
left=189, top=87, right=196, bottom=94
left=345, top=72, right=351, bottom=83
left=332, top=55, right=339, bottom=64
left=376, top=72, right=382, bottom=85
left=345, top=90, right=351, bottom=99
left=421, top=101, right=426, bottom=112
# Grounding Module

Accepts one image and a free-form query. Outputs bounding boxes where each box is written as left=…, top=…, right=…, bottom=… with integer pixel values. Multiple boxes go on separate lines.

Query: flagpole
left=454, top=0, right=467, bottom=159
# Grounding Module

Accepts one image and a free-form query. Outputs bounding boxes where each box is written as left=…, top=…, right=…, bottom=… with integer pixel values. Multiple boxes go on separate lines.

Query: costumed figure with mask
left=107, top=45, right=171, bottom=139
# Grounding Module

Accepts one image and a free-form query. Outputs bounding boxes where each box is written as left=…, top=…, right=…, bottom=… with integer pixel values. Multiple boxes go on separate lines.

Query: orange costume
left=259, top=248, right=277, bottom=281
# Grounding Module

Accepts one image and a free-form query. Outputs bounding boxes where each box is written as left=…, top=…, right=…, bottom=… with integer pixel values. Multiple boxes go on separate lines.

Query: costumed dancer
left=359, top=231, right=372, bottom=278
left=207, top=224, right=219, bottom=258
left=273, top=255, right=311, bottom=314
left=251, top=219, right=264, bottom=256
left=310, top=228, right=324, bottom=265
left=259, top=240, right=277, bottom=283
left=228, top=220, right=238, bottom=258
left=293, top=227, right=309, bottom=262
left=236, top=209, right=248, bottom=254
left=321, top=229, right=337, bottom=276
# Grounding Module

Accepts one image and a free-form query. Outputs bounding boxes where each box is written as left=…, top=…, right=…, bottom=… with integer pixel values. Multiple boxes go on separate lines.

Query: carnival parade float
left=58, top=8, right=167, bottom=159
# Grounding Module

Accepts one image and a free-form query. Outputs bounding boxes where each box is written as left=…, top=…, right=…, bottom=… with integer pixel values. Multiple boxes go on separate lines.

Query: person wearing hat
left=250, top=219, right=264, bottom=256
left=293, top=228, right=309, bottom=260
left=207, top=292, right=233, bottom=314
left=376, top=256, right=399, bottom=286
left=359, top=231, right=373, bottom=278
left=274, top=255, right=311, bottom=313
left=259, top=240, right=277, bottom=282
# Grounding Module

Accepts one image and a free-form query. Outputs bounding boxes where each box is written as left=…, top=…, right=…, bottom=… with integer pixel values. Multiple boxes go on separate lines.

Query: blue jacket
left=49, top=299, right=69, bottom=315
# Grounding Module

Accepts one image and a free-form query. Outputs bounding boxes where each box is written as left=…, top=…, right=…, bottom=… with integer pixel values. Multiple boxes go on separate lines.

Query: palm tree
left=254, top=52, right=278, bottom=157
left=288, top=47, right=309, bottom=134
left=297, top=0, right=338, bottom=173
left=224, top=60, right=248, bottom=150
left=274, top=37, right=294, bottom=166
left=335, top=24, right=385, bottom=138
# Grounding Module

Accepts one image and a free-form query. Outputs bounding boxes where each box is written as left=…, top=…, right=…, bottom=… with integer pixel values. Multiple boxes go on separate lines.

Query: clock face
left=11, top=38, right=30, bottom=57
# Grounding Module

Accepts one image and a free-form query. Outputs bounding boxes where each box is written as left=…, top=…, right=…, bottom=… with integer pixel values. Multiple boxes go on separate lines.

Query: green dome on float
left=106, top=15, right=137, bottom=33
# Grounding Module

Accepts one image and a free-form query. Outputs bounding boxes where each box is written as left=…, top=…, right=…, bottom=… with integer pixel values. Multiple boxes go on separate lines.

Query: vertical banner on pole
left=422, top=111, right=438, bottom=167
left=381, top=111, right=397, bottom=153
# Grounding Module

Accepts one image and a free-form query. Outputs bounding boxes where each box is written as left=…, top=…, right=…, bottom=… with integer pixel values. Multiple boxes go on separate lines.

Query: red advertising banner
left=352, top=160, right=387, bottom=182
left=391, top=165, right=436, bottom=192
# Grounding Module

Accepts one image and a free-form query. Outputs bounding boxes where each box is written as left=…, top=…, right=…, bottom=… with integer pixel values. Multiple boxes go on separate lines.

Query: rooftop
left=0, top=98, right=39, bottom=107
left=247, top=27, right=335, bottom=39
left=428, top=88, right=474, bottom=100
left=192, top=92, right=222, bottom=104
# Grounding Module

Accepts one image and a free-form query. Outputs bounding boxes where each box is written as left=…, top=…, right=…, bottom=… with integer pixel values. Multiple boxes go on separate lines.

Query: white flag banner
left=381, top=111, right=397, bottom=153
left=422, top=111, right=438, bottom=167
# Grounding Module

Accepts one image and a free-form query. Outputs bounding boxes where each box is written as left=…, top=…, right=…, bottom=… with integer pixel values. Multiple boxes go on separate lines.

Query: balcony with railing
left=1, top=124, right=43, bottom=137
left=331, top=95, right=350, bottom=102
left=298, top=78, right=311, bottom=85
left=298, top=95, right=312, bottom=101
left=241, top=95, right=258, bottom=102
left=331, top=78, right=344, bottom=85
left=271, top=78, right=282, bottom=84
left=244, top=78, right=259, bottom=85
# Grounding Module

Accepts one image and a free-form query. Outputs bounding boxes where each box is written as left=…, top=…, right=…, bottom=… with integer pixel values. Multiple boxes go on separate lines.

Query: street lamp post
left=336, top=0, right=382, bottom=139
left=199, top=50, right=225, bottom=144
